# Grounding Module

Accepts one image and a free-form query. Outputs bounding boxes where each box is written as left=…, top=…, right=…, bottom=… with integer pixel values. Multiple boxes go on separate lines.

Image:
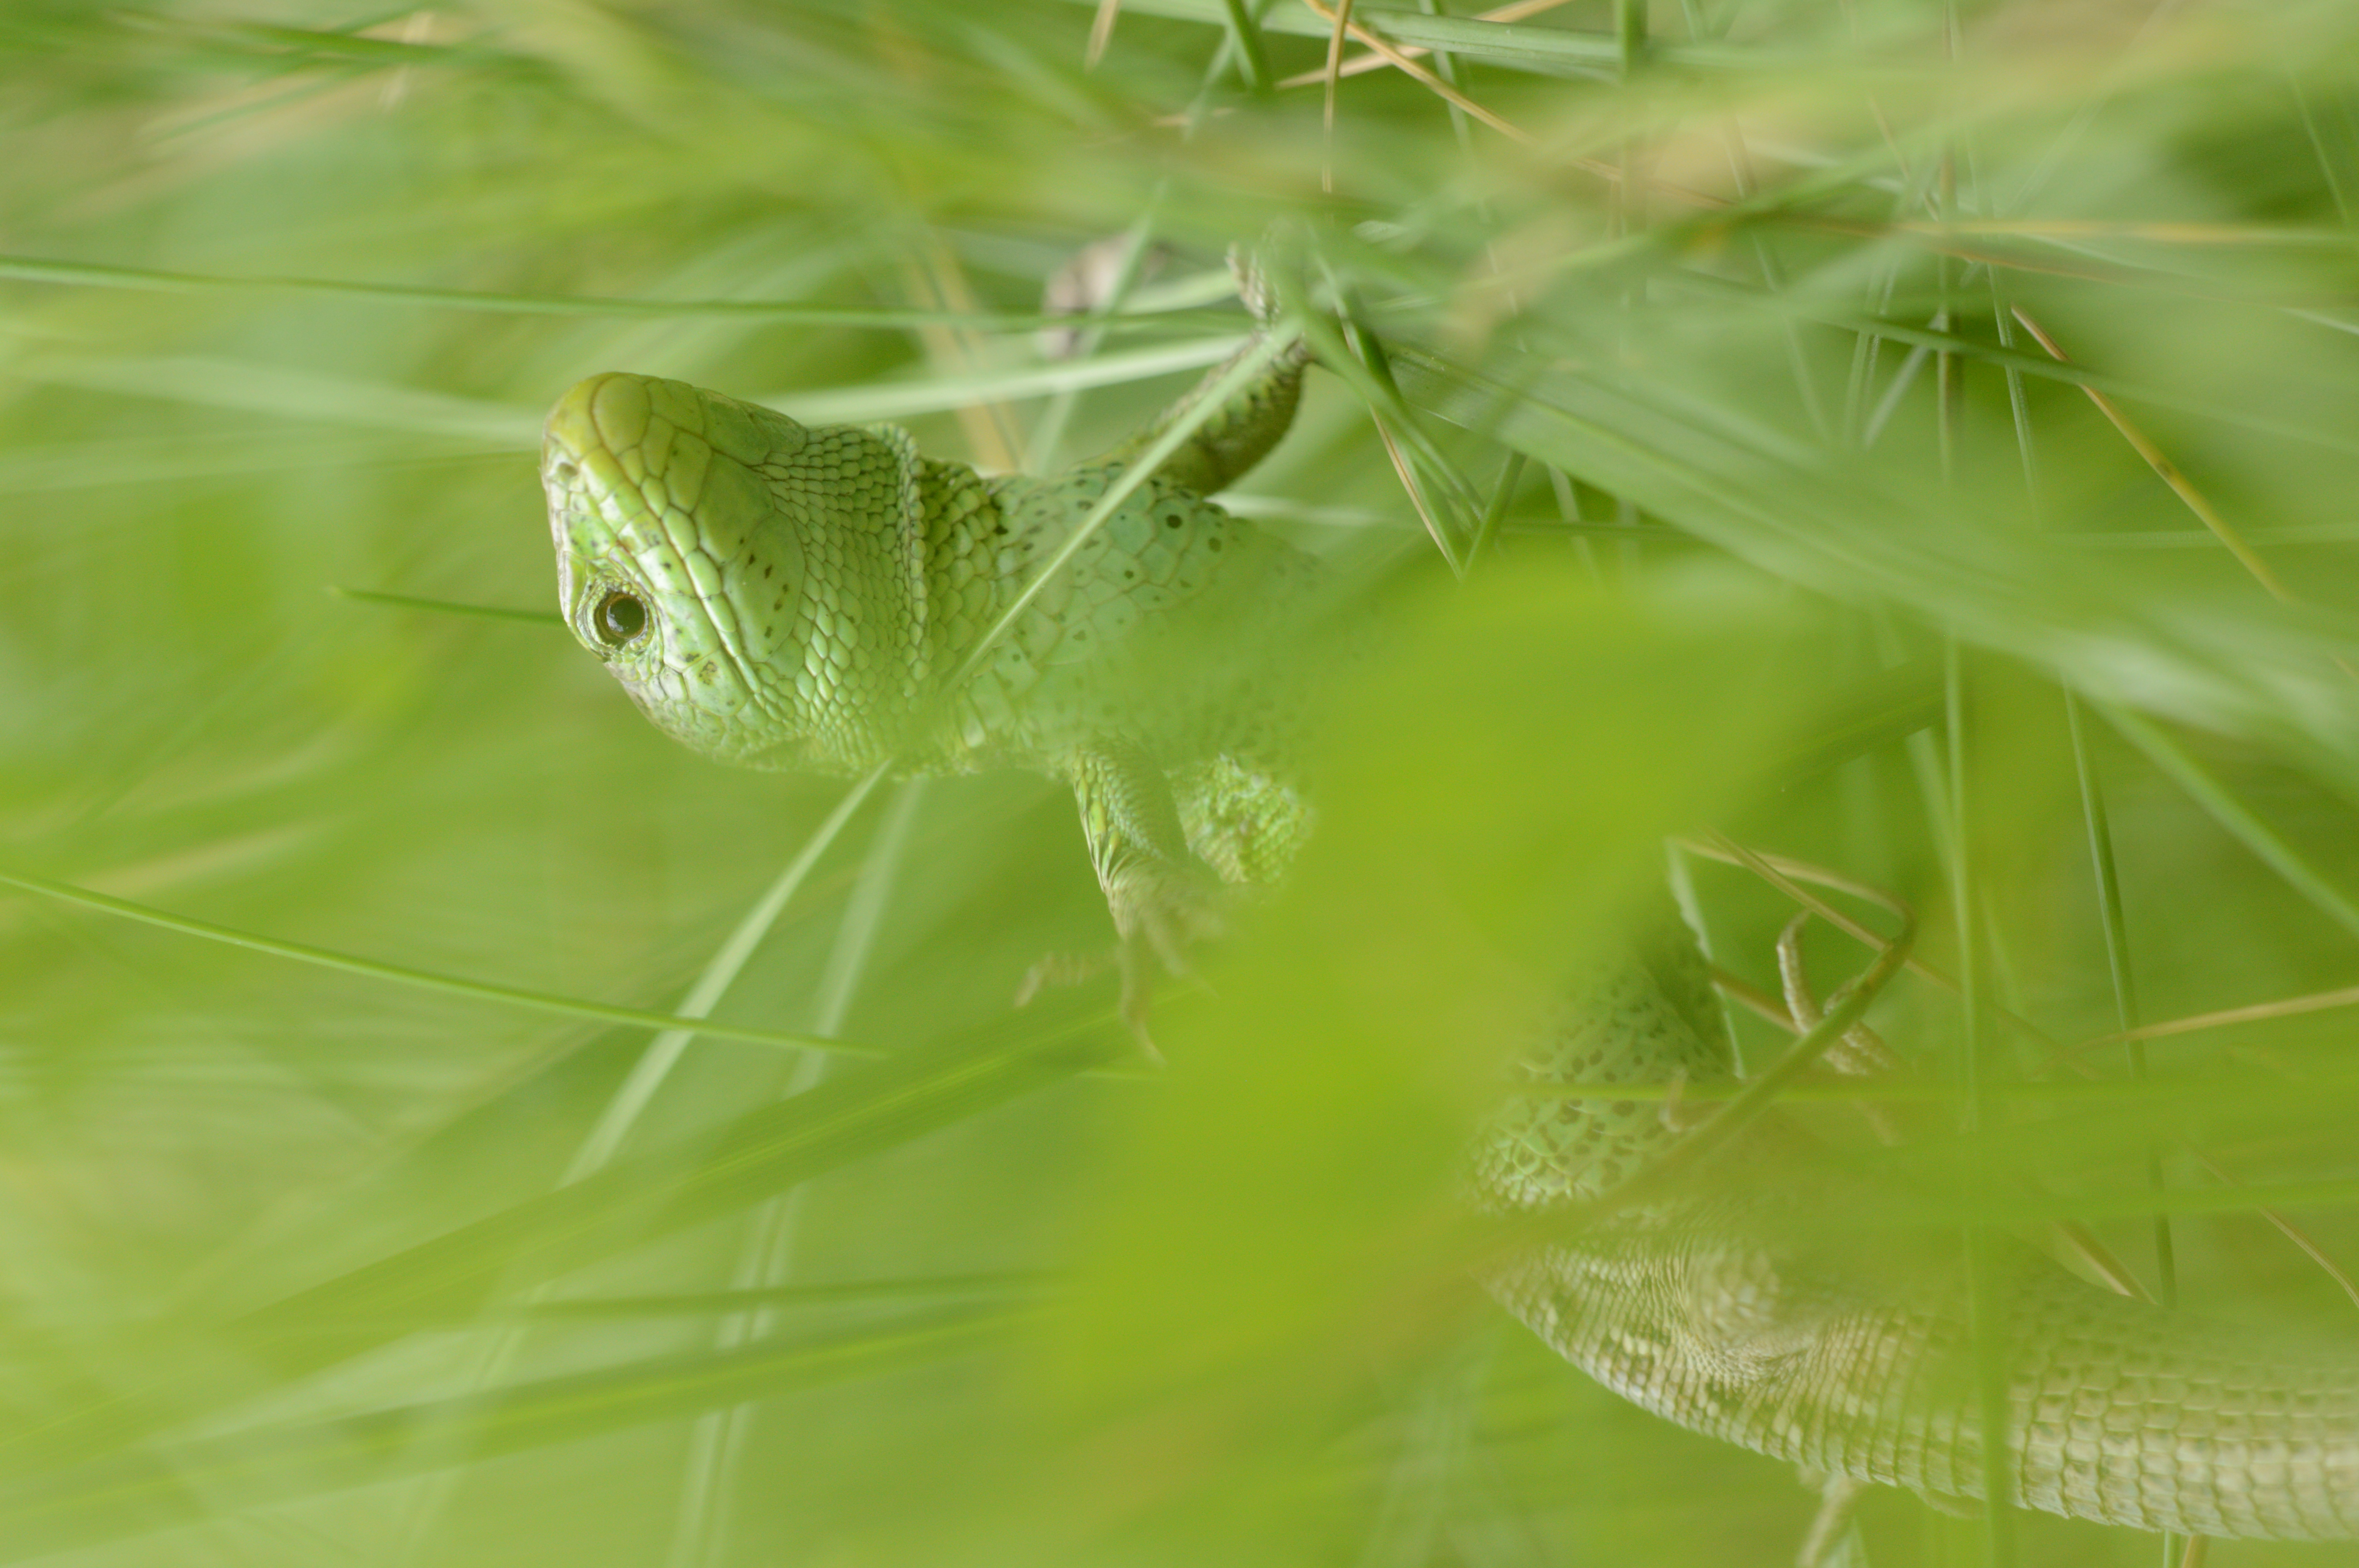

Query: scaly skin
left=1472, top=927, right=2359, bottom=1543
left=543, top=286, right=2359, bottom=1546
left=541, top=313, right=1320, bottom=992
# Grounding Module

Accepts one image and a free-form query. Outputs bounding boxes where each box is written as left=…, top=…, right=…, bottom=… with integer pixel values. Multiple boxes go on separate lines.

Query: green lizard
left=541, top=287, right=1319, bottom=1034
left=542, top=266, right=2359, bottom=1550
left=1475, top=934, right=2359, bottom=1548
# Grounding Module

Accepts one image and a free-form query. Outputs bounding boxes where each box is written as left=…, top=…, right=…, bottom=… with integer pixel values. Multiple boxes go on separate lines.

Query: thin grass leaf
left=0, top=1311, right=1018, bottom=1566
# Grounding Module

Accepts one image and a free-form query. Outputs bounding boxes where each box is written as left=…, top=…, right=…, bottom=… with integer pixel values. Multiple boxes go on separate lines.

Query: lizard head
left=542, top=372, right=926, bottom=774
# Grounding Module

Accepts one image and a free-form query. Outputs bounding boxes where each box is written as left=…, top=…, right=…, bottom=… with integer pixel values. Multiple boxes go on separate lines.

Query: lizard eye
left=594, top=588, right=649, bottom=647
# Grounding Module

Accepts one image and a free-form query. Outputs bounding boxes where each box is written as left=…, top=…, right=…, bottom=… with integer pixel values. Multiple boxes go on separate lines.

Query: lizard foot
left=1014, top=948, right=1117, bottom=1008
left=1010, top=944, right=1169, bottom=1065
left=1105, top=867, right=1227, bottom=1064
left=1105, top=859, right=1226, bottom=975
left=1014, top=867, right=1221, bottom=1062
left=1796, top=1472, right=1868, bottom=1568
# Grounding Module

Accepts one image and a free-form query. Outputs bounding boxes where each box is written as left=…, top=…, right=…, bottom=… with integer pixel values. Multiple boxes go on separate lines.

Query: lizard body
left=540, top=280, right=2359, bottom=1546
left=541, top=321, right=1319, bottom=973
left=1474, top=938, right=2359, bottom=1542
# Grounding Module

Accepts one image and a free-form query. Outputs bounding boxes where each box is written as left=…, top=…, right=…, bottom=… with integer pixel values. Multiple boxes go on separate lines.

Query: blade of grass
left=2100, top=704, right=2359, bottom=946
left=0, top=1008, right=1118, bottom=1483
left=0, top=253, right=1153, bottom=331
left=328, top=585, right=563, bottom=627
left=0, top=1310, right=1021, bottom=1566
left=0, top=866, right=867, bottom=1058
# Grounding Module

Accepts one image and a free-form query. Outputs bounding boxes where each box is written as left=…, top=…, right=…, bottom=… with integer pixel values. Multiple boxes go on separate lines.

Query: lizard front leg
left=1063, top=738, right=1225, bottom=1051
left=1098, top=242, right=1310, bottom=497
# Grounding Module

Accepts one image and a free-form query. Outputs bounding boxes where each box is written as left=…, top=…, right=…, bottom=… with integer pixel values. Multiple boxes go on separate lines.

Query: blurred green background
left=6, top=0, right=2359, bottom=1563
